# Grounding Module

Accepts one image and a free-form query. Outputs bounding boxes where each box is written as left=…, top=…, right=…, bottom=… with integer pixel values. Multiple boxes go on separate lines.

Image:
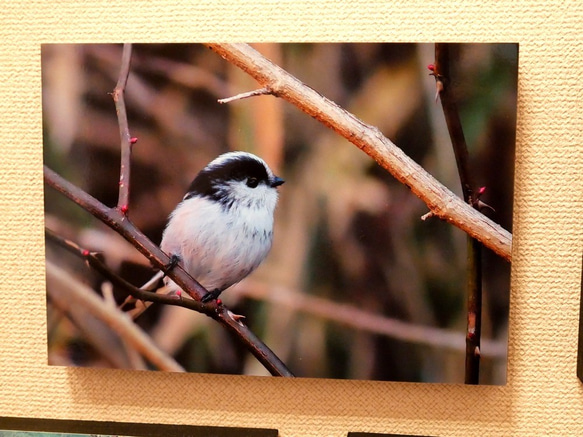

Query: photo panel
left=43, top=43, right=517, bottom=384
left=0, top=417, right=277, bottom=437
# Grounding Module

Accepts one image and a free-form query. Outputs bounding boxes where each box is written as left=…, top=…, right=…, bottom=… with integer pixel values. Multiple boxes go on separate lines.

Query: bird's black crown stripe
left=184, top=155, right=271, bottom=203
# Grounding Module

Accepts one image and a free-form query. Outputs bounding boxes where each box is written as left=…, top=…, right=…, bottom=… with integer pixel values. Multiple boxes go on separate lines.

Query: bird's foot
left=201, top=289, right=222, bottom=303
left=162, top=254, right=181, bottom=277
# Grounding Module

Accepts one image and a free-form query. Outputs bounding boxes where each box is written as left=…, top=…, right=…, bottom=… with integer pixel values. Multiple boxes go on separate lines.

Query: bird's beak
left=271, top=176, right=285, bottom=187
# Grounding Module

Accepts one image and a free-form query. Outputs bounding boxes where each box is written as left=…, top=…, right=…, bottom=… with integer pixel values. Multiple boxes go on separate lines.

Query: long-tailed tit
left=156, top=151, right=284, bottom=303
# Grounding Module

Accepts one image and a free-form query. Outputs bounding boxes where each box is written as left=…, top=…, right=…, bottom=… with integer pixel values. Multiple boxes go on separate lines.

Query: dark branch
left=434, top=43, right=482, bottom=384
left=434, top=44, right=473, bottom=203
left=45, top=228, right=205, bottom=312
left=44, top=166, right=294, bottom=377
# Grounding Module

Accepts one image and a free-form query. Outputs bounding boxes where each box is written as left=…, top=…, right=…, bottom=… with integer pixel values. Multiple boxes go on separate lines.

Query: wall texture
left=0, top=1, right=581, bottom=436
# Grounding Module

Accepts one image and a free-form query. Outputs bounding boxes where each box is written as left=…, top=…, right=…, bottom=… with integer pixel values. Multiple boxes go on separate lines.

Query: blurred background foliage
left=43, top=43, right=517, bottom=384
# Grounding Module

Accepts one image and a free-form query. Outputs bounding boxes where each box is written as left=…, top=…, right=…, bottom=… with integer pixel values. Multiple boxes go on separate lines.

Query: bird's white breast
left=160, top=191, right=276, bottom=292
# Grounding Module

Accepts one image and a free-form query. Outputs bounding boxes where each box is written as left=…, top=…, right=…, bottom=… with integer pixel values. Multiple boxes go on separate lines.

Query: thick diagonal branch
left=206, top=43, right=512, bottom=262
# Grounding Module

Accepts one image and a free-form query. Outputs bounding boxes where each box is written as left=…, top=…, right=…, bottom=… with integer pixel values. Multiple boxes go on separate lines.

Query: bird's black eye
left=246, top=177, right=259, bottom=188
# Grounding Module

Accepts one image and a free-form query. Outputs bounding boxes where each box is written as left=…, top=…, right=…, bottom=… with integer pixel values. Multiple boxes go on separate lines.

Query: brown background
left=0, top=1, right=582, bottom=436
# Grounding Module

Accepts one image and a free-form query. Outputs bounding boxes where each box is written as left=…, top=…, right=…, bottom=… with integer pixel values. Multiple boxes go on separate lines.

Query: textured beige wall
left=1, top=2, right=582, bottom=436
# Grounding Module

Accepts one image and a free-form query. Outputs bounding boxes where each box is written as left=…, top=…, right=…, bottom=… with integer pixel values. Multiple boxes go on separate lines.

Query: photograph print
left=0, top=416, right=277, bottom=437
left=43, top=43, right=517, bottom=384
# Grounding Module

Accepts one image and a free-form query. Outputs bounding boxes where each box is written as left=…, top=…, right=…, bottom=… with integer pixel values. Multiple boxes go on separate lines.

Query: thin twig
left=465, top=236, right=483, bottom=383
left=101, top=281, right=148, bottom=370
left=46, top=259, right=185, bottom=372
left=235, top=281, right=507, bottom=359
left=112, top=43, right=133, bottom=213
left=206, top=43, right=512, bottom=262
left=420, top=211, right=434, bottom=221
left=44, top=166, right=294, bottom=377
left=218, top=87, right=272, bottom=104
left=434, top=43, right=482, bottom=384
left=434, top=45, right=473, bottom=202
left=45, top=228, right=205, bottom=313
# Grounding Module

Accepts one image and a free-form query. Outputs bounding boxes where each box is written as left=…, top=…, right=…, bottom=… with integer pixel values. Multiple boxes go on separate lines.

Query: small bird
left=155, top=151, right=284, bottom=304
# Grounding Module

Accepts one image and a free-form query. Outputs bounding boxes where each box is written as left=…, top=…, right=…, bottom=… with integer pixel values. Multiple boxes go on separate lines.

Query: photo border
left=1, top=1, right=582, bottom=436
left=0, top=416, right=277, bottom=437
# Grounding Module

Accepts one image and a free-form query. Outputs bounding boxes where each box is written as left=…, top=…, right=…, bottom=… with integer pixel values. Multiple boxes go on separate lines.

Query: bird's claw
left=162, top=254, right=180, bottom=277
left=201, top=289, right=221, bottom=303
